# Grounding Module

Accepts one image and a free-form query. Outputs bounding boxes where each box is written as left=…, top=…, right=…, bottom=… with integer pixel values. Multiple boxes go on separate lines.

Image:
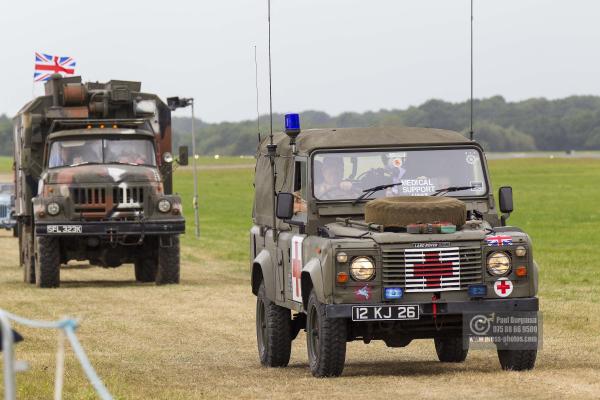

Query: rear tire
left=256, top=281, right=292, bottom=367
left=155, top=235, right=180, bottom=285
left=35, top=236, right=60, bottom=288
left=135, top=238, right=158, bottom=282
left=306, top=290, right=347, bottom=377
left=498, top=349, right=537, bottom=371
left=435, top=335, right=468, bottom=363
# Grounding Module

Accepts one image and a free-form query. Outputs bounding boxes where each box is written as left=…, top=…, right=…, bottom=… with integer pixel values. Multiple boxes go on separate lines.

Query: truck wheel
left=155, top=235, right=180, bottom=285
left=434, top=336, right=468, bottom=362
left=35, top=236, right=60, bottom=288
left=23, top=251, right=35, bottom=284
left=256, top=281, right=292, bottom=367
left=135, top=258, right=158, bottom=282
left=306, top=290, right=346, bottom=377
left=134, top=238, right=158, bottom=282
left=498, top=349, right=537, bottom=371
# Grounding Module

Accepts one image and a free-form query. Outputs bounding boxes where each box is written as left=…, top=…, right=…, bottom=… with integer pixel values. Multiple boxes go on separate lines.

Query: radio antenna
left=469, top=0, right=474, bottom=141
left=268, top=0, right=274, bottom=145
left=254, top=45, right=261, bottom=144
left=266, top=0, right=278, bottom=235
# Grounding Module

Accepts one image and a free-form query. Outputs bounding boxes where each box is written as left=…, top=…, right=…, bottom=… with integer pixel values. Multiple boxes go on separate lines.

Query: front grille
left=382, top=245, right=483, bottom=292
left=0, top=204, right=8, bottom=218
left=71, top=187, right=106, bottom=206
left=112, top=187, right=144, bottom=209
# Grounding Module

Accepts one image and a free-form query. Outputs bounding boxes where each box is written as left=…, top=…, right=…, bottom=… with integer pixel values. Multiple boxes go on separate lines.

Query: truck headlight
left=46, top=202, right=60, bottom=216
left=487, top=252, right=511, bottom=276
left=158, top=199, right=171, bottom=213
left=350, top=257, right=375, bottom=281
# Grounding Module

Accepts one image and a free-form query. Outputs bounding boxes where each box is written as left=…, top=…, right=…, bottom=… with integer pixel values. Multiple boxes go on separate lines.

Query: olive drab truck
left=250, top=115, right=539, bottom=377
left=14, top=74, right=188, bottom=288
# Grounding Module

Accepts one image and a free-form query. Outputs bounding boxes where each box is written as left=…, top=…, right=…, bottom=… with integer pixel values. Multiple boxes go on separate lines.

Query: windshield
left=313, top=148, right=487, bottom=201
left=48, top=138, right=156, bottom=168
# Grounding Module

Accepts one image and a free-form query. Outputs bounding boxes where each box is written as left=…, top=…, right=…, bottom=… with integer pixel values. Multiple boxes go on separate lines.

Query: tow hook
left=107, top=228, right=117, bottom=245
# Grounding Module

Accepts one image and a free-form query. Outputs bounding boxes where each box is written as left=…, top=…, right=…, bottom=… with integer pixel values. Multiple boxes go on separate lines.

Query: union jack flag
left=485, top=235, right=513, bottom=246
left=34, top=52, right=76, bottom=82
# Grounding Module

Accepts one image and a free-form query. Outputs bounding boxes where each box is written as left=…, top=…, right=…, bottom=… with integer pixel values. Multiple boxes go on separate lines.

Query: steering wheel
left=355, top=168, right=394, bottom=190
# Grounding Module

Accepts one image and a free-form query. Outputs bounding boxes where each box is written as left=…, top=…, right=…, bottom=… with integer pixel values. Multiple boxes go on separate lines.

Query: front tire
left=256, top=281, right=292, bottom=367
left=135, top=238, right=158, bottom=282
left=155, top=236, right=180, bottom=285
left=306, top=290, right=347, bottom=377
left=434, top=335, right=468, bottom=363
left=35, top=236, right=60, bottom=288
left=498, top=349, right=537, bottom=371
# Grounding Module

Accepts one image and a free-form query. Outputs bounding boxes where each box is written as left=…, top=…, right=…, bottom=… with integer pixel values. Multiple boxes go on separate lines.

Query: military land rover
left=250, top=117, right=539, bottom=377
left=14, top=74, right=187, bottom=288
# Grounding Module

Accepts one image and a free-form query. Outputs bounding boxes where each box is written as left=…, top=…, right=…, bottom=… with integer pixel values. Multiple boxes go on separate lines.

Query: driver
left=314, top=156, right=353, bottom=200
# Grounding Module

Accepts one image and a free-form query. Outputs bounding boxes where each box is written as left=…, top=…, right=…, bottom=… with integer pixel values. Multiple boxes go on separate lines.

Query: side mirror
left=178, top=146, right=189, bottom=166
left=498, top=186, right=513, bottom=225
left=276, top=192, right=294, bottom=220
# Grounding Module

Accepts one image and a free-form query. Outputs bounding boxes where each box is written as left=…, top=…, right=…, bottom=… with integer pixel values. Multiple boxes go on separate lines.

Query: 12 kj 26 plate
left=352, top=305, right=420, bottom=321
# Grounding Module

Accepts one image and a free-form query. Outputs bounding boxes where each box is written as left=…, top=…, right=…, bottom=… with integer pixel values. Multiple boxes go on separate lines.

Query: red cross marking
left=292, top=241, right=302, bottom=297
left=496, top=280, right=511, bottom=294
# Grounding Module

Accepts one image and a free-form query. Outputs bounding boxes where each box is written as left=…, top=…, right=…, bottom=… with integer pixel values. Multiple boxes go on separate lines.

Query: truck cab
left=14, top=75, right=187, bottom=287
left=250, top=121, right=539, bottom=377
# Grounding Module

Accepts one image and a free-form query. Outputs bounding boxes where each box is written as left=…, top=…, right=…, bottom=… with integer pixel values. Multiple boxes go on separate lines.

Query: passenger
left=293, top=191, right=307, bottom=215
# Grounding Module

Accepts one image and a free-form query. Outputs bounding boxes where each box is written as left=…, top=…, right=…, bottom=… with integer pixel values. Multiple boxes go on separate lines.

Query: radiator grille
left=113, top=187, right=144, bottom=208
left=71, top=187, right=106, bottom=206
left=0, top=204, right=8, bottom=218
left=382, top=245, right=483, bottom=292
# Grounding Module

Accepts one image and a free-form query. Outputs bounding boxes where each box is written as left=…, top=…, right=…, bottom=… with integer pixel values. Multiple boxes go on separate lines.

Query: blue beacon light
left=285, top=113, right=301, bottom=135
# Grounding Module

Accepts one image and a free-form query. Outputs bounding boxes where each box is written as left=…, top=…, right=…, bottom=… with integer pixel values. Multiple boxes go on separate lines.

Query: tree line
left=2, top=95, right=600, bottom=156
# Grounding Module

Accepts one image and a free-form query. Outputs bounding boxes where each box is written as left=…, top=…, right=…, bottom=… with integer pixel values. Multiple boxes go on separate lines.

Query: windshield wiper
left=352, top=182, right=402, bottom=205
left=433, top=185, right=477, bottom=196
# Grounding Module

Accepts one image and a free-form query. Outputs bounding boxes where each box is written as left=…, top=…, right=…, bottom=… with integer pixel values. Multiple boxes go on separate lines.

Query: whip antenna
left=254, top=45, right=261, bottom=144
left=469, top=0, right=474, bottom=141
left=268, top=0, right=274, bottom=145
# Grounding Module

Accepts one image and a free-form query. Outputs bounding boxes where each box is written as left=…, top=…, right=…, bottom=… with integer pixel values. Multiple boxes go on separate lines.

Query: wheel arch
left=301, top=258, right=325, bottom=311
left=252, top=249, right=276, bottom=300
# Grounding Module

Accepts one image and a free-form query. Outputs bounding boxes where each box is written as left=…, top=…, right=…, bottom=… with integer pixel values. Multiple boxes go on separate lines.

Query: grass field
left=0, top=157, right=599, bottom=399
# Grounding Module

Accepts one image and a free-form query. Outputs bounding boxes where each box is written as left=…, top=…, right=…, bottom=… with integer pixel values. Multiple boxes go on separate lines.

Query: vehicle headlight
left=157, top=199, right=171, bottom=213
left=46, top=202, right=60, bottom=216
left=350, top=257, right=375, bottom=281
left=487, top=252, right=511, bottom=276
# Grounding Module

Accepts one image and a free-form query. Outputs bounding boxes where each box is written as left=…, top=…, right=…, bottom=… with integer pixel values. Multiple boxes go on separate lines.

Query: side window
left=292, top=160, right=307, bottom=222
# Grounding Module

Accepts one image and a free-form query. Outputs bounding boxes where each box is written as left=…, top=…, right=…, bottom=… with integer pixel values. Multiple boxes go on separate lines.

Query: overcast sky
left=1, top=0, right=599, bottom=122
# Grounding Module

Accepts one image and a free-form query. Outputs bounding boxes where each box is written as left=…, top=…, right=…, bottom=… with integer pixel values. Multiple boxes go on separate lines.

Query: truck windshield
left=48, top=138, right=156, bottom=168
left=312, top=148, right=487, bottom=201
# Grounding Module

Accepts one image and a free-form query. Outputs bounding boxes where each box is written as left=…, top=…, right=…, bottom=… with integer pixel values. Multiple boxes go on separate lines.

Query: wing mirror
left=178, top=146, right=189, bottom=166
left=276, top=192, right=294, bottom=220
left=498, top=186, right=513, bottom=226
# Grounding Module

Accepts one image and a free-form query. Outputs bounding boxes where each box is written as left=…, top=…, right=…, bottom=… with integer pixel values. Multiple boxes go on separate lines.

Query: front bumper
left=35, top=219, right=185, bottom=236
left=326, top=297, right=539, bottom=318
left=0, top=220, right=16, bottom=229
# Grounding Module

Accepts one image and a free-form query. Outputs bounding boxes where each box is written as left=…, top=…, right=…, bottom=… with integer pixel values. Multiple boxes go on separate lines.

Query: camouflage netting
left=365, top=196, right=467, bottom=228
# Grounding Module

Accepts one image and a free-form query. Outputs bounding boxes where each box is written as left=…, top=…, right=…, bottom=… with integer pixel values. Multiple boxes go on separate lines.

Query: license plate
left=352, top=305, right=420, bottom=321
left=46, top=225, right=83, bottom=234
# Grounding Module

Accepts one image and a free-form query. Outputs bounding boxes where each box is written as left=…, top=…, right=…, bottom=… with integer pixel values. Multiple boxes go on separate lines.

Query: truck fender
left=300, top=258, right=324, bottom=311
left=251, top=249, right=276, bottom=300
left=531, top=259, right=539, bottom=296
